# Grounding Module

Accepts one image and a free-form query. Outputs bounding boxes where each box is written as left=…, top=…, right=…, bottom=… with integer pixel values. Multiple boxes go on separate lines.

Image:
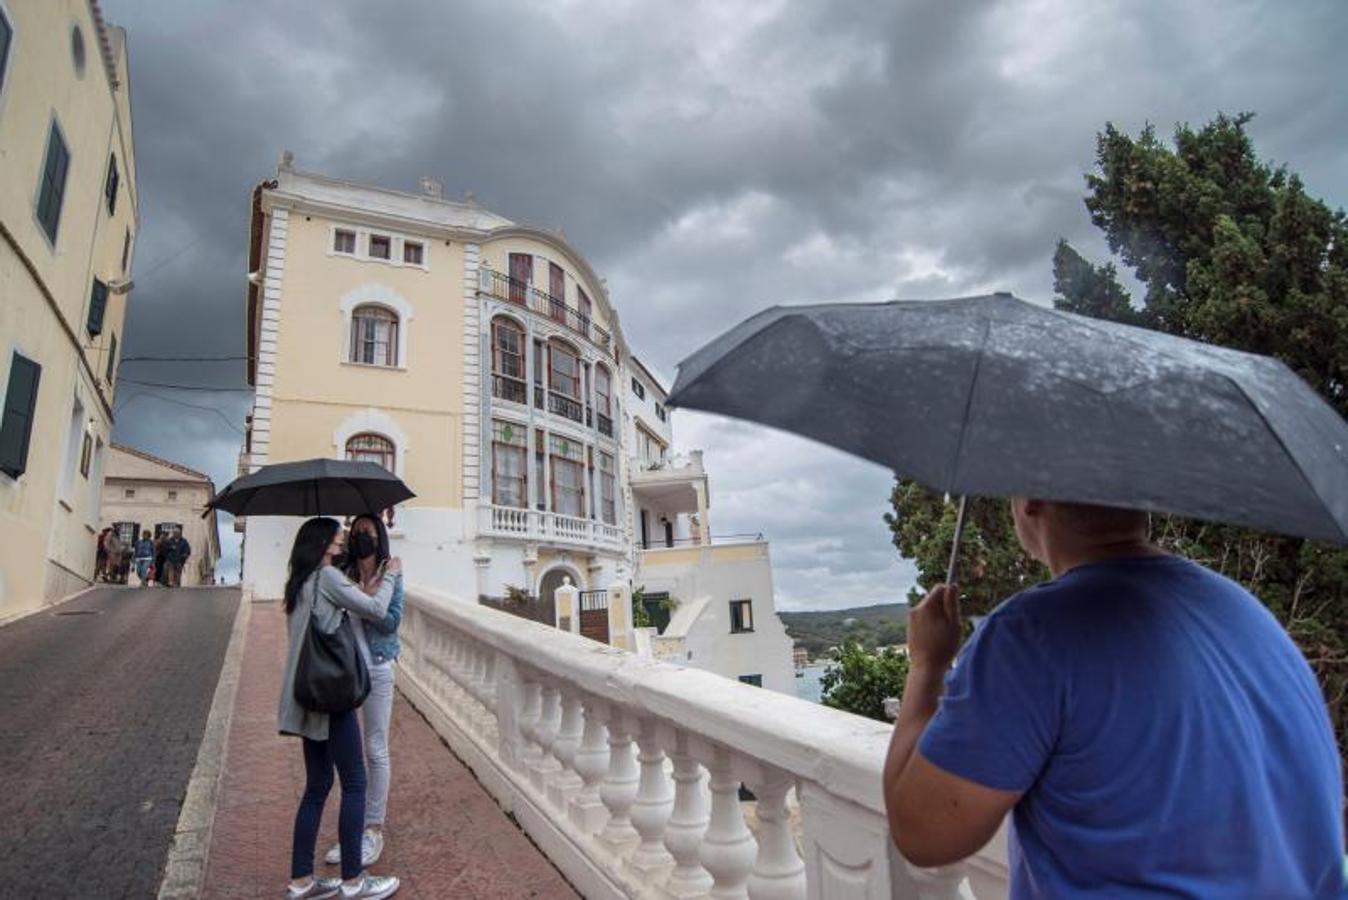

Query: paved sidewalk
left=0, top=586, right=238, bottom=898
left=203, top=599, right=579, bottom=899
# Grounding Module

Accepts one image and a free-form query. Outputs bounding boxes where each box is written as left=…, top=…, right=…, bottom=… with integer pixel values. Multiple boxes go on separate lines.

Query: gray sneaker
left=324, top=829, right=383, bottom=866
left=339, top=874, right=399, bottom=899
left=286, top=876, right=342, bottom=899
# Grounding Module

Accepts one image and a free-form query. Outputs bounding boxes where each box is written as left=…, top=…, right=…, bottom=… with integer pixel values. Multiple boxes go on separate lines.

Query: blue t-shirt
left=919, top=554, right=1345, bottom=898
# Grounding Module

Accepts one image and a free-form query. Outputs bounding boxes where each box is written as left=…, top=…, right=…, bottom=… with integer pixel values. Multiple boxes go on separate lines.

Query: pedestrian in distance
left=280, top=517, right=401, bottom=900
left=95, top=527, right=111, bottom=582
left=168, top=528, right=191, bottom=587
left=883, top=500, right=1345, bottom=898
left=153, top=535, right=167, bottom=588
left=133, top=531, right=155, bottom=587
left=103, top=528, right=122, bottom=583
left=322, top=513, right=403, bottom=871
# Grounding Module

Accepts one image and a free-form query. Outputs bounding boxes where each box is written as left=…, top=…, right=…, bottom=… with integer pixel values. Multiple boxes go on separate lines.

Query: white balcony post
left=547, top=686, right=586, bottom=809
left=555, top=579, right=580, bottom=633
left=608, top=581, right=633, bottom=651
left=661, top=730, right=712, bottom=899
left=598, top=709, right=640, bottom=857
left=570, top=695, right=611, bottom=835
left=517, top=673, right=543, bottom=775
left=493, top=649, right=523, bottom=771
left=700, top=745, right=756, bottom=899
left=626, top=714, right=675, bottom=881
left=905, top=864, right=977, bottom=900
left=746, top=766, right=806, bottom=900
left=531, top=680, right=563, bottom=792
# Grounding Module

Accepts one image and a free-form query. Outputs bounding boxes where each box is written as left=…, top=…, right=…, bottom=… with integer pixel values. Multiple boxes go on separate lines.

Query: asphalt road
left=0, top=586, right=238, bottom=899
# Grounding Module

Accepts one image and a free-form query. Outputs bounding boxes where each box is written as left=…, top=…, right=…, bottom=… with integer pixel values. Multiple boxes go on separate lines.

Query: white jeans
left=362, top=661, right=395, bottom=826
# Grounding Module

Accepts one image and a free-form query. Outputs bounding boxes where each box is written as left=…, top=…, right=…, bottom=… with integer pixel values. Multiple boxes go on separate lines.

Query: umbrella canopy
left=206, top=458, right=414, bottom=518
left=668, top=294, right=1348, bottom=545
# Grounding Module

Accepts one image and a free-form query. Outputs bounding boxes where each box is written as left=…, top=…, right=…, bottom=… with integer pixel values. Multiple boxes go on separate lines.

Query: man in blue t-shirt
left=882, top=499, right=1345, bottom=898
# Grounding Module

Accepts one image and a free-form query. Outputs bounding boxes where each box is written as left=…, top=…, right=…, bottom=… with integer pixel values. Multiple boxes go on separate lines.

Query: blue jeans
left=291, top=709, right=366, bottom=880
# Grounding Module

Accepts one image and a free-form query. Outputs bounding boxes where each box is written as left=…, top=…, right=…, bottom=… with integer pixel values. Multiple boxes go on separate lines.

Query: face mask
left=350, top=531, right=378, bottom=560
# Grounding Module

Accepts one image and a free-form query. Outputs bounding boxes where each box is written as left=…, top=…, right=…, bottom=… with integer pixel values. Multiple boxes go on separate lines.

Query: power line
left=120, top=354, right=251, bottom=363
left=119, top=377, right=252, bottom=393
left=115, top=389, right=245, bottom=436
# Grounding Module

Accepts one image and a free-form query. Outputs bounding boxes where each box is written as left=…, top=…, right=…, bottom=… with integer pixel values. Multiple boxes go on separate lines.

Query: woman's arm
left=366, top=571, right=404, bottom=635
left=319, top=565, right=393, bottom=620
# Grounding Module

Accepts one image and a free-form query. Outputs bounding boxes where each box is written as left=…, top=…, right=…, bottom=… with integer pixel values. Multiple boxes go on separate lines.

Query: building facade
left=0, top=1, right=138, bottom=619
left=240, top=162, right=792, bottom=689
left=99, top=444, right=220, bottom=586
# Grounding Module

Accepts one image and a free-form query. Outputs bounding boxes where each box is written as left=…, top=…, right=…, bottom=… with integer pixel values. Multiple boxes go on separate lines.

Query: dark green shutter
left=0, top=354, right=42, bottom=478
left=105, top=154, right=119, bottom=215
left=37, top=122, right=70, bottom=243
left=87, top=279, right=108, bottom=336
left=106, top=333, right=118, bottom=383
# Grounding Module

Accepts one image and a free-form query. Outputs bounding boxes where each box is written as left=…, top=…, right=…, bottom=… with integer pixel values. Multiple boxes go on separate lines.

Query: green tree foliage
left=888, top=112, right=1348, bottom=770
left=820, top=640, right=910, bottom=722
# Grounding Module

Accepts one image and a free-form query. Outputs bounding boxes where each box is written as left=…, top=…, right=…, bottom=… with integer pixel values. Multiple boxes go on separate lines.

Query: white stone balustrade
left=397, top=587, right=1008, bottom=900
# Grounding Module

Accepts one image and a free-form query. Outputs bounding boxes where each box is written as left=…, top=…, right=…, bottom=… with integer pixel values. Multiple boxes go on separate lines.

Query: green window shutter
left=106, top=333, right=118, bottom=383
left=0, top=354, right=42, bottom=478
left=87, top=279, right=108, bottom=337
left=37, top=122, right=70, bottom=243
left=105, top=154, right=119, bottom=216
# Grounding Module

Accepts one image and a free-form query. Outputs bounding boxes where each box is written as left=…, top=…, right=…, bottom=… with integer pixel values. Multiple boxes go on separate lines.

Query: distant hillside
left=780, top=603, right=907, bottom=659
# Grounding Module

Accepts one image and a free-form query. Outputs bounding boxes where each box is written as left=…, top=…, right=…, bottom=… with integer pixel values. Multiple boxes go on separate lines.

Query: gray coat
left=277, top=564, right=395, bottom=741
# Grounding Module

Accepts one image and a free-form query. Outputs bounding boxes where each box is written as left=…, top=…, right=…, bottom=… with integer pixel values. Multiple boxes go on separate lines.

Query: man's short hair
left=1047, top=501, right=1150, bottom=536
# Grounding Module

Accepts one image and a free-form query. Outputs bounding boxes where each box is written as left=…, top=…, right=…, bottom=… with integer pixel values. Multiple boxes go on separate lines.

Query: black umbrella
left=205, top=458, right=415, bottom=518
left=668, top=294, right=1348, bottom=577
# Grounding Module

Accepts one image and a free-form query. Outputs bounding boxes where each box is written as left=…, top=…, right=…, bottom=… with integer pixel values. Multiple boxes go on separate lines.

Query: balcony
left=479, top=504, right=625, bottom=551
left=480, top=267, right=612, bottom=353
left=596, top=411, right=614, bottom=438
left=548, top=390, right=585, bottom=424
left=492, top=374, right=529, bottom=405
left=629, top=451, right=708, bottom=515
left=398, top=586, right=1009, bottom=899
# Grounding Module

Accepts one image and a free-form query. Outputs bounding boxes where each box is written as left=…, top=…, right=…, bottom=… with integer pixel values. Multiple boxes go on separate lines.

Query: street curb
left=0, top=583, right=101, bottom=630
left=156, top=591, right=251, bottom=899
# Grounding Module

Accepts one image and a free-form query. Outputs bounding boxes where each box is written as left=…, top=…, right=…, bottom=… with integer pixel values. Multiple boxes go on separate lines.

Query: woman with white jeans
left=326, top=513, right=404, bottom=869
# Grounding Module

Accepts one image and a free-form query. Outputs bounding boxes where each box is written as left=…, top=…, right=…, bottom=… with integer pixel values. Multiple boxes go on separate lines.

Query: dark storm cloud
left=102, top=0, right=1347, bottom=602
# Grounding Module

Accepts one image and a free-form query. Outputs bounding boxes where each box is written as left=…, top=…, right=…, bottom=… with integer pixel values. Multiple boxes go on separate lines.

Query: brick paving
left=204, top=599, right=579, bottom=899
left=0, top=586, right=239, bottom=899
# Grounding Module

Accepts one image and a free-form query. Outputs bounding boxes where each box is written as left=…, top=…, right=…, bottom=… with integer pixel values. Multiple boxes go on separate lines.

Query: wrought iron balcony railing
left=479, top=268, right=612, bottom=352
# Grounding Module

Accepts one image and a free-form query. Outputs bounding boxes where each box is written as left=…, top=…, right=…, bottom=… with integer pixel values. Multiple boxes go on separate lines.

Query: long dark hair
left=343, top=513, right=390, bottom=583
left=284, top=517, right=341, bottom=614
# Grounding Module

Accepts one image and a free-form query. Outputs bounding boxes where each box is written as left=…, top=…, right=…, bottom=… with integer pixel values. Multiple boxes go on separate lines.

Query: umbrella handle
left=945, top=495, right=968, bottom=585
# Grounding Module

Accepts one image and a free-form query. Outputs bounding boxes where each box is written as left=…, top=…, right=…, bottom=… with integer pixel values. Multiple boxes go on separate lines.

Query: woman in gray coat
left=281, top=517, right=401, bottom=900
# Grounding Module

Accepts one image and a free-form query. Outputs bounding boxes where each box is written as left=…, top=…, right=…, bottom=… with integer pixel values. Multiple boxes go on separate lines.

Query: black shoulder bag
left=293, top=574, right=371, bottom=713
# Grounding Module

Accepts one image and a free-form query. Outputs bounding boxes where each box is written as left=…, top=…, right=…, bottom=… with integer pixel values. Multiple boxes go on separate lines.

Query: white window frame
left=338, top=283, right=414, bottom=369
left=326, top=223, right=430, bottom=271
left=333, top=408, right=409, bottom=476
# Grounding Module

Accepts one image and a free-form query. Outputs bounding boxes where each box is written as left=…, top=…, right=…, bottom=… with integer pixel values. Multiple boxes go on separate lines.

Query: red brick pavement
left=203, top=600, right=580, bottom=899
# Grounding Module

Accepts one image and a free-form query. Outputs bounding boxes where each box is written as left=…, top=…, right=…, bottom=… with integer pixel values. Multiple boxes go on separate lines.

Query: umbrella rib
left=946, top=318, right=991, bottom=491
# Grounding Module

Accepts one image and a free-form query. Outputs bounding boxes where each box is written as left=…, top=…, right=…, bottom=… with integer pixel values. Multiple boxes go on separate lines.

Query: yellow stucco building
left=0, top=1, right=138, bottom=619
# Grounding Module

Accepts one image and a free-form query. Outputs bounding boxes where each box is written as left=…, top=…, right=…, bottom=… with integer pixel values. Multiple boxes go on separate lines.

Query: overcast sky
left=103, top=0, right=1346, bottom=609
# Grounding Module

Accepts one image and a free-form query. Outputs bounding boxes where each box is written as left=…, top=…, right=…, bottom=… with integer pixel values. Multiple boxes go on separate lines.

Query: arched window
left=491, top=316, right=526, bottom=404
left=594, top=364, right=613, bottom=437
left=346, top=432, right=395, bottom=473
left=547, top=340, right=583, bottom=423
left=350, top=305, right=399, bottom=367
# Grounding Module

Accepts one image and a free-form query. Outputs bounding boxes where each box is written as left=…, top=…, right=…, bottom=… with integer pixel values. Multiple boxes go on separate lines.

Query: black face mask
left=350, top=531, right=378, bottom=561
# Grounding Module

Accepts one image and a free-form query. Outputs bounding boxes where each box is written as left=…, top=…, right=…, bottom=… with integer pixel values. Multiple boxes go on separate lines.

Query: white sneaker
left=339, top=873, right=399, bottom=899
left=324, top=829, right=384, bottom=867
left=286, top=876, right=342, bottom=899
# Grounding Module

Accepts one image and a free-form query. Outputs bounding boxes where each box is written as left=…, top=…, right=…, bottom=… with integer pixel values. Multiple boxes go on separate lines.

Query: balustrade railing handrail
left=480, top=266, right=613, bottom=351
left=406, top=585, right=892, bottom=814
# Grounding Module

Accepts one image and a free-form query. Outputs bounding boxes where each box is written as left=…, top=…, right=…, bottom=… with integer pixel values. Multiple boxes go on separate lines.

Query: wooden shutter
left=87, top=279, right=108, bottom=336
left=105, top=154, right=119, bottom=215
left=106, top=333, right=118, bottom=383
left=0, top=354, right=41, bottom=478
left=37, top=122, right=70, bottom=242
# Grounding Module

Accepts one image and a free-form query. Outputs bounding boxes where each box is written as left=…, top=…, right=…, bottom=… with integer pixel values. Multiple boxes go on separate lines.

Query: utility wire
left=120, top=354, right=251, bottom=363
left=114, top=389, right=246, bottom=436
left=119, top=377, right=252, bottom=393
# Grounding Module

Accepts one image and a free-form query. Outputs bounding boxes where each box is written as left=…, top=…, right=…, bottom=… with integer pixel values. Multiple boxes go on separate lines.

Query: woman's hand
left=386, top=557, right=402, bottom=576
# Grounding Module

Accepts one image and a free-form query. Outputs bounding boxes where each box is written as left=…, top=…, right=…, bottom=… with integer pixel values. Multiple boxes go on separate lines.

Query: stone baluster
left=745, top=767, right=805, bottom=900
left=569, top=695, right=611, bottom=834
left=625, top=716, right=675, bottom=881
left=700, top=745, right=757, bottom=900
left=531, top=681, right=563, bottom=792
left=906, top=863, right=976, bottom=900
left=661, top=730, right=712, bottom=899
left=547, top=687, right=586, bottom=810
left=516, top=672, right=543, bottom=774
left=598, top=709, right=640, bottom=858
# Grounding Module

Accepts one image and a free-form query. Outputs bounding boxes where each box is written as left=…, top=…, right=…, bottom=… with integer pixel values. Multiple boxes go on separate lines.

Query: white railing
left=631, top=451, right=705, bottom=476
left=480, top=505, right=627, bottom=551
left=399, top=588, right=1008, bottom=900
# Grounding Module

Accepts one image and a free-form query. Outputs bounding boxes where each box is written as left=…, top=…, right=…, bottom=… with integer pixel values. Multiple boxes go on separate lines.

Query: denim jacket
left=365, top=571, right=403, bottom=664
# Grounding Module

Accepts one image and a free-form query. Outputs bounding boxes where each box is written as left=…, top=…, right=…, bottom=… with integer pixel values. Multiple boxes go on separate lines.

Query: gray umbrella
left=668, top=294, right=1348, bottom=574
left=205, top=458, right=414, bottom=518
